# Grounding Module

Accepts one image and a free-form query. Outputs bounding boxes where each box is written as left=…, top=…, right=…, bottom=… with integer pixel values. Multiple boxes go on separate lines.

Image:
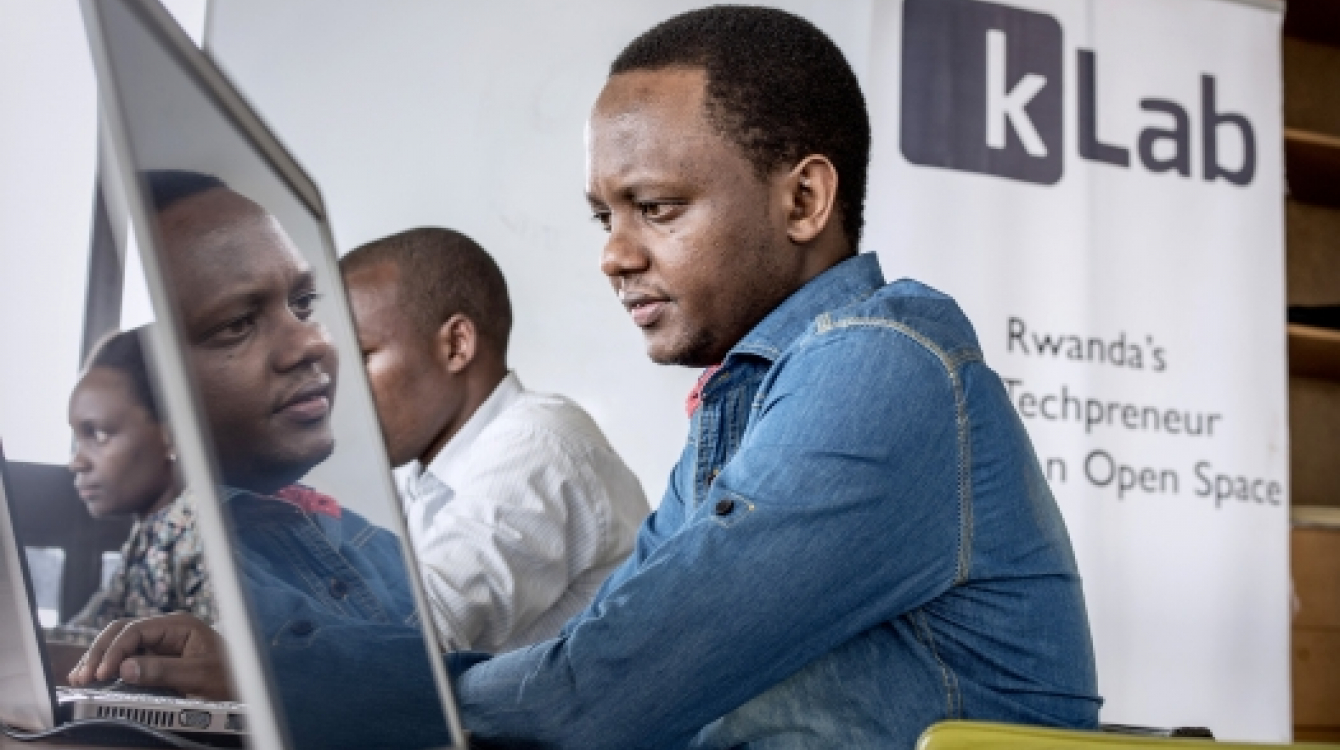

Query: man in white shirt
left=339, top=227, right=649, bottom=653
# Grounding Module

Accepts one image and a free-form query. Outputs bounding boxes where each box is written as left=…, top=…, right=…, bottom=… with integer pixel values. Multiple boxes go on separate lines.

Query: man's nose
left=599, top=220, right=650, bottom=280
left=275, top=316, right=335, bottom=372
left=68, top=444, right=91, bottom=474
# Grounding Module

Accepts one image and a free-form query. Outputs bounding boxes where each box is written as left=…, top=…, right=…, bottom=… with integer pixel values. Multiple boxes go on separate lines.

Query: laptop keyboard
left=60, top=685, right=244, bottom=709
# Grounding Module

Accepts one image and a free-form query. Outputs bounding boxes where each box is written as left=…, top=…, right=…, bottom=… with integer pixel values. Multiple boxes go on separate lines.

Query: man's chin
left=644, top=329, right=720, bottom=368
left=295, top=434, right=337, bottom=470
left=250, top=435, right=336, bottom=493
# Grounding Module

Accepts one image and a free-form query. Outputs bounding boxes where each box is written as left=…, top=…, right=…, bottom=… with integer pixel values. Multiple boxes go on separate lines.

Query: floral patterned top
left=67, top=492, right=215, bottom=629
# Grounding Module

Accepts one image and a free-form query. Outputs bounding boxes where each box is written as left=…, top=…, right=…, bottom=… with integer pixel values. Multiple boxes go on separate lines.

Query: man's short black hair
left=341, top=228, right=513, bottom=353
left=83, top=327, right=162, bottom=422
left=143, top=170, right=227, bottom=212
left=611, top=5, right=870, bottom=248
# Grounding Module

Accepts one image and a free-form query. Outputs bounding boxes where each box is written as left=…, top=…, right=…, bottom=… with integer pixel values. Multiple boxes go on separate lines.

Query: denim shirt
left=452, top=253, right=1101, bottom=750
left=223, top=488, right=453, bottom=750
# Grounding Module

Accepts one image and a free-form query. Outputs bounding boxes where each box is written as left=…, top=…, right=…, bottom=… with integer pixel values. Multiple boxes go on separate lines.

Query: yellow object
left=917, top=722, right=1340, bottom=750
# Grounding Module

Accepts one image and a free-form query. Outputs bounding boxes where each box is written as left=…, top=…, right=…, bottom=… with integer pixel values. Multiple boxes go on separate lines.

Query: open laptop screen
left=83, top=1, right=466, bottom=747
left=0, top=446, right=57, bottom=732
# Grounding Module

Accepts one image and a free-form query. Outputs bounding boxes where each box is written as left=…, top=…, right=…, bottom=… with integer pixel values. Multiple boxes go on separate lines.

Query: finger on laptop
left=120, top=653, right=234, bottom=701
left=69, top=618, right=132, bottom=685
left=96, top=613, right=208, bottom=676
left=99, top=613, right=233, bottom=699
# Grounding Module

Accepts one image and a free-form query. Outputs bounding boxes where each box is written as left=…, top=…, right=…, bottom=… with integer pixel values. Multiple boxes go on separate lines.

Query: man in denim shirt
left=448, top=7, right=1101, bottom=749
left=70, top=171, right=454, bottom=749
left=77, top=7, right=1101, bottom=748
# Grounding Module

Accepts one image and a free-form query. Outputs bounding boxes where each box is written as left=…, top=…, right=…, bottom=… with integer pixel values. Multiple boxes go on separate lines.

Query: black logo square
left=901, top=0, right=1064, bottom=185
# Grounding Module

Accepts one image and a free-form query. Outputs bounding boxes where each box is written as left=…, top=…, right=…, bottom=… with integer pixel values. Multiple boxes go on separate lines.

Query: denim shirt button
left=329, top=579, right=348, bottom=599
left=713, top=497, right=734, bottom=516
left=289, top=619, right=315, bottom=636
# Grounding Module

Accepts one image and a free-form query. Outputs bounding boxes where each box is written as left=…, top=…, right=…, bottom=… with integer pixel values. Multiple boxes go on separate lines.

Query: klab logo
left=900, top=0, right=1257, bottom=187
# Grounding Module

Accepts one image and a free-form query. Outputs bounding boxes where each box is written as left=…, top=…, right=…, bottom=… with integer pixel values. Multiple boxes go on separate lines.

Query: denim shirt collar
left=727, top=252, right=885, bottom=364
left=221, top=485, right=342, bottom=545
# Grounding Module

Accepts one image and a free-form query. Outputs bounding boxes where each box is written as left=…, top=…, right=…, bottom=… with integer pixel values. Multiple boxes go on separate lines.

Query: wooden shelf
left=1294, top=505, right=1340, bottom=528
left=1286, top=128, right=1340, bottom=207
left=1284, top=0, right=1340, bottom=48
left=1290, top=323, right=1340, bottom=380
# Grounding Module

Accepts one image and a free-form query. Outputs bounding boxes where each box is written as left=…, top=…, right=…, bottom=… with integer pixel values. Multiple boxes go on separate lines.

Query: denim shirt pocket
left=272, top=617, right=320, bottom=650
left=708, top=493, right=756, bottom=529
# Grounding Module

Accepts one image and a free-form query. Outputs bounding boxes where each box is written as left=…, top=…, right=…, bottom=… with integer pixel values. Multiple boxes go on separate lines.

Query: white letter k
left=986, top=29, right=1048, bottom=157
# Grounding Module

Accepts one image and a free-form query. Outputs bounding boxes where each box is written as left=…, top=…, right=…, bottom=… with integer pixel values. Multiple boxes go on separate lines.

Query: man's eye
left=291, top=292, right=321, bottom=320
left=93, top=429, right=111, bottom=445
left=591, top=210, right=611, bottom=232
left=213, top=314, right=256, bottom=343
left=636, top=201, right=681, bottom=221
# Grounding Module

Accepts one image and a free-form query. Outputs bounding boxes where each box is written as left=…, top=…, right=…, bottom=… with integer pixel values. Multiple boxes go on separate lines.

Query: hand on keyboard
left=68, top=613, right=235, bottom=701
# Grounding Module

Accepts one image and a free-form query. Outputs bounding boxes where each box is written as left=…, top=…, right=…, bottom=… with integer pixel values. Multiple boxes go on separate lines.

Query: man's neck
left=418, top=361, right=509, bottom=467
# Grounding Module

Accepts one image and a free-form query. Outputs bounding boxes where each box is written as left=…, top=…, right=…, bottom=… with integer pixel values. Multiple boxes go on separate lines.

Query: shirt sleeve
left=171, top=517, right=217, bottom=626
left=453, top=326, right=966, bottom=749
left=241, top=558, right=456, bottom=750
left=415, top=423, right=632, bottom=652
left=559, top=450, right=690, bottom=638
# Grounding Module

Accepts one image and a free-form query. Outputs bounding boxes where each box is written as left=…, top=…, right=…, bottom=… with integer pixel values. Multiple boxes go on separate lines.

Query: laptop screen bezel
left=0, top=444, right=61, bottom=732
left=78, top=2, right=469, bottom=747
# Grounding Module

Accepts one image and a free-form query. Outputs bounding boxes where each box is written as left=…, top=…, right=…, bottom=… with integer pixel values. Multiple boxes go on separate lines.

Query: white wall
left=0, top=0, right=205, bottom=465
left=0, top=0, right=98, bottom=464
left=204, top=0, right=873, bottom=505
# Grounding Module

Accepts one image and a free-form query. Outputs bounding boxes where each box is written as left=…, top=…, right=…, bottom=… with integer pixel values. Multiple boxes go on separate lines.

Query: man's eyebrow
left=291, top=268, right=317, bottom=291
left=585, top=192, right=607, bottom=210
left=189, top=272, right=272, bottom=325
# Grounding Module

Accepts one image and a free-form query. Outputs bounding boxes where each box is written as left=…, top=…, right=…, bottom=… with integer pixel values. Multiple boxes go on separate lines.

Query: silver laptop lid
left=80, top=2, right=466, bottom=748
left=0, top=446, right=59, bottom=732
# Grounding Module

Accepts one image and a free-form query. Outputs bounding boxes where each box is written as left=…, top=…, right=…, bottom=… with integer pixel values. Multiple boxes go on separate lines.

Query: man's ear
left=783, top=155, right=839, bottom=245
left=435, top=314, right=478, bottom=375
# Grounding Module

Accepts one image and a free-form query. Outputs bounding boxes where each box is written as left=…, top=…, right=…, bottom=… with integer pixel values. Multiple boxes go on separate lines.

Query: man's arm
left=454, top=327, right=966, bottom=749
left=558, top=452, right=691, bottom=638
left=74, top=594, right=455, bottom=749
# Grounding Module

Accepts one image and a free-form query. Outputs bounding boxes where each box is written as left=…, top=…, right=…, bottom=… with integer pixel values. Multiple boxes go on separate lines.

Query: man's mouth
left=620, top=291, right=671, bottom=329
left=276, top=378, right=332, bottom=423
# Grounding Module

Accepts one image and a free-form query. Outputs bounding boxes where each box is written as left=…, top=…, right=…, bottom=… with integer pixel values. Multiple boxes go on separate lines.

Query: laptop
left=0, top=444, right=246, bottom=744
left=79, top=1, right=469, bottom=748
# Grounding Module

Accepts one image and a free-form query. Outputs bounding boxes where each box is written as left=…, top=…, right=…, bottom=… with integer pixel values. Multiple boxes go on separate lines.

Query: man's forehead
left=595, top=66, right=708, bottom=114
left=587, top=68, right=727, bottom=189
left=159, top=189, right=299, bottom=264
left=346, top=263, right=406, bottom=322
left=158, top=202, right=310, bottom=316
left=159, top=187, right=267, bottom=236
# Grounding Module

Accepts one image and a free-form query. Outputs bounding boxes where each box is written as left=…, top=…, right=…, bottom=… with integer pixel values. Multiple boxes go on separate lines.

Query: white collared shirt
left=395, top=372, right=649, bottom=653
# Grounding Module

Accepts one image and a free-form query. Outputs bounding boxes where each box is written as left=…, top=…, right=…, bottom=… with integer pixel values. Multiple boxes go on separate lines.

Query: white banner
left=865, top=0, right=1288, bottom=740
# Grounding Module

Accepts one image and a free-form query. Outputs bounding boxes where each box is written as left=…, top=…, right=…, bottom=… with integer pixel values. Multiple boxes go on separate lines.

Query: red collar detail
left=685, top=365, right=722, bottom=418
left=275, top=485, right=342, bottom=519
